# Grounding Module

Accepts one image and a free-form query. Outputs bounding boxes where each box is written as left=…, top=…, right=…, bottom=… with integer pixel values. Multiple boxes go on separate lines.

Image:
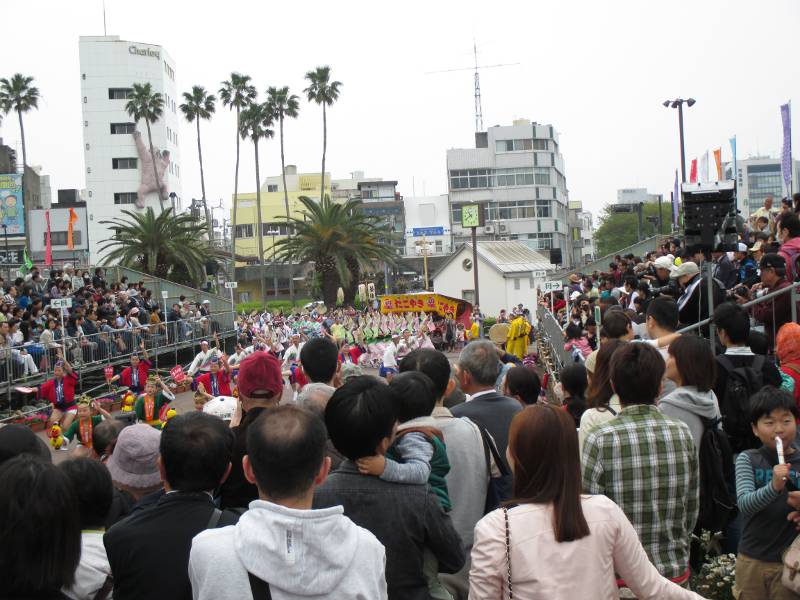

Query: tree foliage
left=594, top=202, right=673, bottom=257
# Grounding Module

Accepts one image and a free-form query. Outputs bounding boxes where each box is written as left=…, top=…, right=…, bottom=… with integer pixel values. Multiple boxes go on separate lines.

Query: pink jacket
left=469, top=495, right=704, bottom=600
left=778, top=236, right=800, bottom=281
left=564, top=337, right=592, bottom=358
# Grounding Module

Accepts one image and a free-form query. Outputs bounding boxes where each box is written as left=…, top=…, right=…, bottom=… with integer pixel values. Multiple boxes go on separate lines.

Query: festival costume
left=196, top=370, right=232, bottom=397
left=134, top=391, right=172, bottom=427
left=119, top=359, right=152, bottom=393
left=506, top=315, right=531, bottom=360
left=40, top=372, right=80, bottom=413
left=63, top=415, right=103, bottom=448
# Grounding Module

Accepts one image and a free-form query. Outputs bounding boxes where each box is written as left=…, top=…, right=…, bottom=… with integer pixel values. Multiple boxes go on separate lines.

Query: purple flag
left=781, top=102, right=792, bottom=193
left=672, top=169, right=679, bottom=227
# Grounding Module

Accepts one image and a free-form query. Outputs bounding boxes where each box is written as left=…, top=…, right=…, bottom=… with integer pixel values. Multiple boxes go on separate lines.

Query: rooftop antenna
left=425, top=40, right=519, bottom=133
left=103, top=0, right=107, bottom=35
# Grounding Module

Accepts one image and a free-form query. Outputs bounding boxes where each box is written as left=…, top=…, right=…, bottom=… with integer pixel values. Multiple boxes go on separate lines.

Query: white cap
left=569, top=290, right=581, bottom=301
left=202, top=299, right=210, bottom=304
left=203, top=396, right=237, bottom=421
left=737, top=242, right=748, bottom=252
left=653, top=256, right=673, bottom=270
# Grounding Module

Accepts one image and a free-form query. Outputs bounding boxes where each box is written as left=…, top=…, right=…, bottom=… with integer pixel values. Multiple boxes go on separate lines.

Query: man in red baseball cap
left=219, top=351, right=285, bottom=509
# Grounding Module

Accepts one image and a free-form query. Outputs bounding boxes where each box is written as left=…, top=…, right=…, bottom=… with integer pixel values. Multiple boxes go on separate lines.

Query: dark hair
left=778, top=212, right=800, bottom=237
left=750, top=386, right=798, bottom=424
left=508, top=405, right=590, bottom=542
left=560, top=363, right=588, bottom=427
left=160, top=412, right=233, bottom=492
left=599, top=311, right=631, bottom=340
left=610, top=343, right=665, bottom=406
left=399, top=348, right=451, bottom=399
left=564, top=323, right=583, bottom=341
left=748, top=330, right=769, bottom=356
left=668, top=335, right=716, bottom=392
left=0, top=456, right=81, bottom=595
left=92, top=419, right=126, bottom=458
left=623, top=276, right=638, bottom=289
left=246, top=405, right=326, bottom=500
left=587, top=339, right=627, bottom=408
left=714, top=302, right=750, bottom=344
left=325, top=376, right=397, bottom=461
left=389, top=371, right=437, bottom=422
left=300, top=337, right=339, bottom=384
left=646, top=297, right=679, bottom=331
left=505, top=366, right=541, bottom=405
left=59, top=458, right=113, bottom=529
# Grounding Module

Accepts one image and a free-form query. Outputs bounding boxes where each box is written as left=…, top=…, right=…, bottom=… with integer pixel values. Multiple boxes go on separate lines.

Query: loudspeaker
left=549, top=248, right=563, bottom=265
left=682, top=181, right=737, bottom=253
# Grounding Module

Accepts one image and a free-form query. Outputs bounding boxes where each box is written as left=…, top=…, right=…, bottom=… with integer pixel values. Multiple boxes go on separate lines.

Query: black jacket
left=313, top=462, right=465, bottom=600
left=103, top=491, right=240, bottom=600
left=676, top=274, right=725, bottom=332
left=219, top=406, right=268, bottom=510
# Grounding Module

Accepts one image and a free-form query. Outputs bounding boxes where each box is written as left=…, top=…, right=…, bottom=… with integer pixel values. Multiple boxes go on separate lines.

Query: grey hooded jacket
left=659, top=385, right=722, bottom=453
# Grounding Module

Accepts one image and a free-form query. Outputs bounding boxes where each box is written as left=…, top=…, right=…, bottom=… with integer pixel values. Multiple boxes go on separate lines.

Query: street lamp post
left=662, top=98, right=696, bottom=183
left=264, top=228, right=280, bottom=297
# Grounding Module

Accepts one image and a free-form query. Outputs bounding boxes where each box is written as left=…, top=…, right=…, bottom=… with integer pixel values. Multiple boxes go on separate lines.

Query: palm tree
left=219, top=73, right=257, bottom=270
left=0, top=74, right=40, bottom=168
left=303, top=66, right=342, bottom=202
left=125, top=83, right=166, bottom=210
left=98, top=207, right=211, bottom=285
left=180, top=85, right=216, bottom=238
left=267, top=85, right=300, bottom=302
left=238, top=101, right=274, bottom=303
left=274, top=195, right=393, bottom=308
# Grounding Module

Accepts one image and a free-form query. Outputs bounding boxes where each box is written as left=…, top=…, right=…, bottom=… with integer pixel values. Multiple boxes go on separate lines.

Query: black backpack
left=717, top=355, right=764, bottom=454
left=696, top=415, right=737, bottom=533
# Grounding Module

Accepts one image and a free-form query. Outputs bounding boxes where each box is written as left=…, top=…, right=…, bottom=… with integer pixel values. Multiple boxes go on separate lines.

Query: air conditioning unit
left=483, top=225, right=495, bottom=234
left=498, top=224, right=509, bottom=233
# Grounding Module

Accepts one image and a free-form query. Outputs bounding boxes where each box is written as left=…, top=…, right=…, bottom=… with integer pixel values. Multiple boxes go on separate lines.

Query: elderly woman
left=777, top=322, right=800, bottom=406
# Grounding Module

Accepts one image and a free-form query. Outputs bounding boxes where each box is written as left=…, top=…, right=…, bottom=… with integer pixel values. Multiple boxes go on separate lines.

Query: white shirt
left=382, top=342, right=398, bottom=368
left=188, top=348, right=222, bottom=376
left=63, top=531, right=112, bottom=600
left=282, top=342, right=304, bottom=369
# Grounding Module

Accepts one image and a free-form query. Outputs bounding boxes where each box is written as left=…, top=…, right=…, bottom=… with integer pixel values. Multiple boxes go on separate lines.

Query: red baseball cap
left=237, top=351, right=284, bottom=400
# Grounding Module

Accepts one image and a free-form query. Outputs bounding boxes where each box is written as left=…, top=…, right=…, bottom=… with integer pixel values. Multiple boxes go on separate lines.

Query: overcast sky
left=2, top=0, right=799, bottom=221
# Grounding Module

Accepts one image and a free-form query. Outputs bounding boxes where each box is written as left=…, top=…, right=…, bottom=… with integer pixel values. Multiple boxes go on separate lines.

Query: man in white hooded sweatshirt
left=188, top=405, right=387, bottom=600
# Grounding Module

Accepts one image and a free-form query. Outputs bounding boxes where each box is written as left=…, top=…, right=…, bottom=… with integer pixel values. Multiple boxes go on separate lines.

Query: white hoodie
left=188, top=500, right=387, bottom=600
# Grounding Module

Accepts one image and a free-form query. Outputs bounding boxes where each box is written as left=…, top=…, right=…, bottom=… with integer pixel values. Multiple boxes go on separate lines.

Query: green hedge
left=236, top=299, right=313, bottom=314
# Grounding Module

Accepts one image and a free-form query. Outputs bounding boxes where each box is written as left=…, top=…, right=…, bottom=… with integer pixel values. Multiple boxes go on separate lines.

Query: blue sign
left=412, top=227, right=444, bottom=237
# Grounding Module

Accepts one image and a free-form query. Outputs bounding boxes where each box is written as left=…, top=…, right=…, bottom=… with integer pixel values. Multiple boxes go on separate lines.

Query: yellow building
left=233, top=167, right=330, bottom=264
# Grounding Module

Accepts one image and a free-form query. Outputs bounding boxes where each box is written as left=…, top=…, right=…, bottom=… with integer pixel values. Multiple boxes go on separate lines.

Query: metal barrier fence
left=0, top=310, right=238, bottom=410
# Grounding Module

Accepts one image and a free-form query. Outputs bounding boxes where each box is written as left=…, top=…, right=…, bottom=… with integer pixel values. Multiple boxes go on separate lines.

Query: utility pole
left=415, top=236, right=431, bottom=290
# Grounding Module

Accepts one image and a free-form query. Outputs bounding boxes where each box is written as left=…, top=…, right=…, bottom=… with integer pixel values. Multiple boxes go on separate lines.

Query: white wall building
left=446, top=119, right=571, bottom=265
left=616, top=188, right=662, bottom=205
left=722, top=157, right=800, bottom=216
left=79, top=35, right=182, bottom=262
left=402, top=195, right=452, bottom=258
left=432, top=241, right=552, bottom=317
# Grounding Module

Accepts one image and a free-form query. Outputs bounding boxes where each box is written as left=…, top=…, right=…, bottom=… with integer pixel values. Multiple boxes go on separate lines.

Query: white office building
left=402, top=195, right=452, bottom=257
left=722, top=156, right=800, bottom=216
left=79, top=35, right=182, bottom=261
left=446, top=119, right=572, bottom=266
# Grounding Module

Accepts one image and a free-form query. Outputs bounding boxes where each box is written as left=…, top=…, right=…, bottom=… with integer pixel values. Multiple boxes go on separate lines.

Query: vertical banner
left=67, top=207, right=78, bottom=250
left=699, top=151, right=709, bottom=182
left=690, top=159, right=698, bottom=183
left=713, top=148, right=722, bottom=180
left=781, top=102, right=792, bottom=195
left=45, top=210, right=52, bottom=266
left=672, top=169, right=680, bottom=227
left=0, top=173, right=24, bottom=235
left=729, top=136, right=737, bottom=178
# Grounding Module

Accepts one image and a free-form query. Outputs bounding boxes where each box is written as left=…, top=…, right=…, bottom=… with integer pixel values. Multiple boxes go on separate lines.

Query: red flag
left=45, top=210, right=52, bottom=266
left=67, top=207, right=78, bottom=250
left=689, top=159, right=698, bottom=183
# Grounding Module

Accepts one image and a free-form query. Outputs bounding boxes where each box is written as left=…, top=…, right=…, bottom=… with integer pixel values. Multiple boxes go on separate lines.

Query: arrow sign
left=224, top=281, right=238, bottom=289
left=543, top=281, right=562, bottom=292
left=533, top=270, right=547, bottom=279
left=50, top=298, right=73, bottom=309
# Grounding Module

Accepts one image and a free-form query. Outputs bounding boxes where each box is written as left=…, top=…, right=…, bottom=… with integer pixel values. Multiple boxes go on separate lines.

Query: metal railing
left=0, top=310, right=238, bottom=411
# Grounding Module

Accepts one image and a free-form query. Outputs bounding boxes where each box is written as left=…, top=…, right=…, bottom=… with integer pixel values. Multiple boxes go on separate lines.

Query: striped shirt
left=582, top=404, right=699, bottom=579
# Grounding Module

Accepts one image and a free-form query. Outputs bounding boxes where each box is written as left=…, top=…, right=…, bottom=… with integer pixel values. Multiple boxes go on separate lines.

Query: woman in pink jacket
left=469, top=404, right=706, bottom=600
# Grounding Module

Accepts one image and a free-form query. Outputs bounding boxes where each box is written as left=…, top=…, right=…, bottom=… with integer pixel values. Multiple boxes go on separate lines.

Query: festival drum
left=489, top=323, right=510, bottom=344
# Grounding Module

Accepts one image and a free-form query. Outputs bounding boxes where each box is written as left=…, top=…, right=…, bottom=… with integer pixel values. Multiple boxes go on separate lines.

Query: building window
left=267, top=184, right=278, bottom=192
left=534, top=167, right=550, bottom=185
left=84, top=120, right=88, bottom=127
left=235, top=224, right=254, bottom=238
left=82, top=74, right=86, bottom=80
left=85, top=143, right=90, bottom=151
left=112, top=158, right=137, bottom=169
left=435, top=240, right=443, bottom=253
left=487, top=200, right=536, bottom=221
left=528, top=232, right=553, bottom=250
left=262, top=223, right=293, bottom=236
left=535, top=199, right=551, bottom=218
left=114, top=192, right=138, bottom=205
left=533, top=139, right=549, bottom=150
left=110, top=123, right=136, bottom=135
left=495, top=139, right=533, bottom=152
left=514, top=278, right=521, bottom=290
left=44, top=231, right=81, bottom=247
left=108, top=88, right=133, bottom=100
left=495, top=168, right=534, bottom=187
left=83, top=97, right=87, bottom=103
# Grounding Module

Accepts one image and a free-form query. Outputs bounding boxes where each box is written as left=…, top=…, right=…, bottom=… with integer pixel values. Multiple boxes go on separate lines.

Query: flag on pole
left=690, top=159, right=698, bottom=183
left=781, top=102, right=792, bottom=195
left=67, top=207, right=78, bottom=250
left=713, top=148, right=722, bottom=180
left=21, top=248, right=33, bottom=274
left=672, top=169, right=680, bottom=227
left=45, top=210, right=52, bottom=266
left=729, top=136, right=737, bottom=179
left=699, top=151, right=709, bottom=182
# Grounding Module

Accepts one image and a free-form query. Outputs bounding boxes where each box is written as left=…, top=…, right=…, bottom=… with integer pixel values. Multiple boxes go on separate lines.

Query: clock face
left=462, top=205, right=480, bottom=228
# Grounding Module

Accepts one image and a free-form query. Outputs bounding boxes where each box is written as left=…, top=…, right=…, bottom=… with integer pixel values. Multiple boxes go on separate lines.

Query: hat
left=751, top=240, right=764, bottom=253
left=237, top=351, right=284, bottom=400
left=202, top=299, right=210, bottom=305
left=0, top=424, right=51, bottom=465
left=737, top=242, right=748, bottom=252
left=200, top=339, right=209, bottom=346
left=570, top=290, right=581, bottom=301
left=568, top=274, right=581, bottom=283
left=105, top=424, right=162, bottom=489
left=584, top=350, right=598, bottom=374
left=653, top=256, right=673, bottom=270
left=761, top=253, right=786, bottom=270
left=340, top=362, right=365, bottom=381
left=669, top=261, right=700, bottom=280
left=203, top=396, right=237, bottom=421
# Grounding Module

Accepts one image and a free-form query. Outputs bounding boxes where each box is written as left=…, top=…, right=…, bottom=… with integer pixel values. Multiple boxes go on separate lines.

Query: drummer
left=39, top=353, right=80, bottom=430
left=107, top=341, right=151, bottom=394
left=195, top=355, right=233, bottom=400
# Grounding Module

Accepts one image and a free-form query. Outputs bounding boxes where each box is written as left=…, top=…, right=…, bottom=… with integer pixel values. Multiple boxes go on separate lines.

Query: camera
left=651, top=282, right=679, bottom=298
